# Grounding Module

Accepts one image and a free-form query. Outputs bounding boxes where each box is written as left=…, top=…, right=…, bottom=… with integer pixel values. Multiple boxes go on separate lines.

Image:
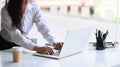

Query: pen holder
left=95, top=29, right=108, bottom=50
left=96, top=37, right=105, bottom=50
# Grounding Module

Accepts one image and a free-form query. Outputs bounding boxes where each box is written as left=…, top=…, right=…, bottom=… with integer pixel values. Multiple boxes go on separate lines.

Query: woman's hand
left=33, top=46, right=54, bottom=55
left=53, top=42, right=64, bottom=50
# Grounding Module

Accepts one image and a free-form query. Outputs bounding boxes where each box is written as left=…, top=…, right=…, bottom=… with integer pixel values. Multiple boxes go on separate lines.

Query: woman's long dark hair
left=5, top=0, right=24, bottom=34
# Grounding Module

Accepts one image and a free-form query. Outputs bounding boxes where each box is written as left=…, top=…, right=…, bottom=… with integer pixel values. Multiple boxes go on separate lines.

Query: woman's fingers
left=34, top=46, right=54, bottom=55
left=45, top=46, right=54, bottom=55
left=54, top=42, right=63, bottom=50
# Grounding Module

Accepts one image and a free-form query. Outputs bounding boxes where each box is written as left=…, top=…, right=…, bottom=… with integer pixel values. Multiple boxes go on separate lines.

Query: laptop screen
left=59, top=27, right=92, bottom=58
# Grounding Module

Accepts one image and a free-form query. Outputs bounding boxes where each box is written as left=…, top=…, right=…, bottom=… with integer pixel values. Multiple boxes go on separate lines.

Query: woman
left=0, top=0, right=63, bottom=55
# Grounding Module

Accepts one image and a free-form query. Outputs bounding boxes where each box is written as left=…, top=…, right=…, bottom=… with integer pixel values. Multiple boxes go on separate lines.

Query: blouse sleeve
left=32, top=3, right=57, bottom=45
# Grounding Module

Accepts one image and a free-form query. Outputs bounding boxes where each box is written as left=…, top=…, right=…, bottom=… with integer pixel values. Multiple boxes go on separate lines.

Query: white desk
left=1, top=46, right=120, bottom=67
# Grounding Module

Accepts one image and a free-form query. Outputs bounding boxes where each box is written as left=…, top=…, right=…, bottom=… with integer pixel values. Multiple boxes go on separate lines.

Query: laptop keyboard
left=53, top=51, right=60, bottom=56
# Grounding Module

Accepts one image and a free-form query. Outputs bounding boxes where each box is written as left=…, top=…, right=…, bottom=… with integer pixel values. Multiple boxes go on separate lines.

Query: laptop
left=33, top=27, right=92, bottom=59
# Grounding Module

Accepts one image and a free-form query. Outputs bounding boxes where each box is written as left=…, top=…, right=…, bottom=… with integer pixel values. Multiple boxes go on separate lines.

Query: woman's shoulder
left=29, top=0, right=40, bottom=10
left=29, top=0, right=37, bottom=5
left=1, top=6, right=8, bottom=14
left=1, top=6, right=6, bottom=11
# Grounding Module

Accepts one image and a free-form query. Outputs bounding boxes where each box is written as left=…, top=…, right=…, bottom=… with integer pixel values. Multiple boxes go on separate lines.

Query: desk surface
left=1, top=46, right=120, bottom=67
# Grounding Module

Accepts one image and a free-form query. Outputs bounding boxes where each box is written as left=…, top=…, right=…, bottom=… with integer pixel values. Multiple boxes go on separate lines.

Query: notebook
left=33, top=27, right=92, bottom=59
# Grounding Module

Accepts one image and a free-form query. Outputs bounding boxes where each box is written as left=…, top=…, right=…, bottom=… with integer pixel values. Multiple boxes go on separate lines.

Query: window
left=34, top=0, right=119, bottom=45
